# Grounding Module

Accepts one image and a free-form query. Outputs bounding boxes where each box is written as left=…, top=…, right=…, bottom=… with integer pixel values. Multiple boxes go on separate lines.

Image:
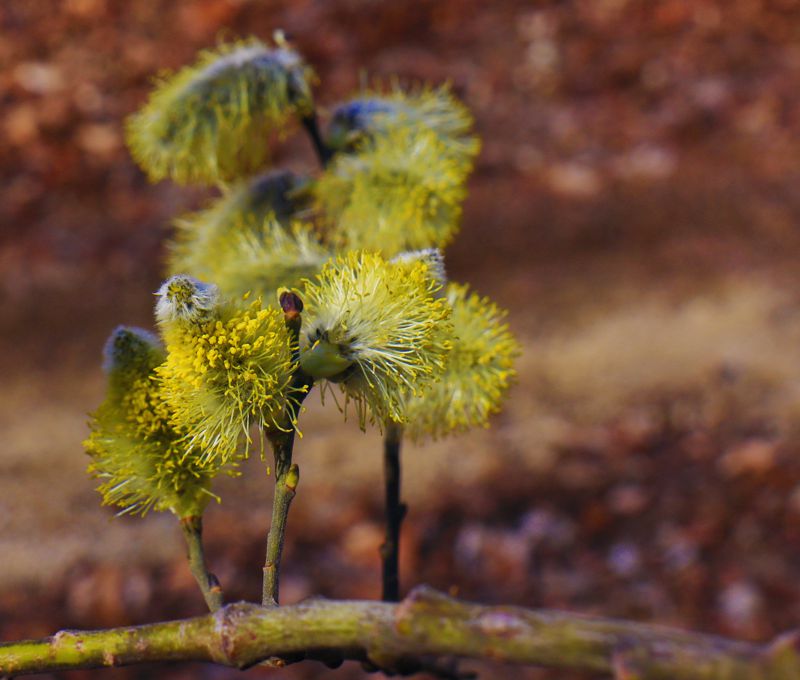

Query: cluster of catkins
left=86, top=36, right=519, bottom=521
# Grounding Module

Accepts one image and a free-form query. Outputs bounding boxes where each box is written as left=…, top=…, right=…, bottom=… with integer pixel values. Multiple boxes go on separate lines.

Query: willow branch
left=381, top=422, right=406, bottom=601
left=2, top=586, right=799, bottom=679
left=179, top=516, right=223, bottom=612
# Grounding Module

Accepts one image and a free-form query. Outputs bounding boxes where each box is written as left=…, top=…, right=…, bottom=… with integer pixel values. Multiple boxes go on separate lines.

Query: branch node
left=394, top=586, right=467, bottom=640
left=611, top=643, right=645, bottom=680
left=213, top=601, right=264, bottom=668
left=399, top=585, right=459, bottom=616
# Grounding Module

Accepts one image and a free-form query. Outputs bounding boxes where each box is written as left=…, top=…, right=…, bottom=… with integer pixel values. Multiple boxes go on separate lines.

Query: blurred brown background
left=4, top=1, right=800, bottom=678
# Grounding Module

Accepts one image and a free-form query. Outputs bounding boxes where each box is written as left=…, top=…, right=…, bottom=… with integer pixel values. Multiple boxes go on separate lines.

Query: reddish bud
left=279, top=290, right=304, bottom=315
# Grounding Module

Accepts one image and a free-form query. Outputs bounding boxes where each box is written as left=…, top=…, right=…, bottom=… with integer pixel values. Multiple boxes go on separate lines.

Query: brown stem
left=381, top=422, right=406, bottom=601
left=179, top=516, right=223, bottom=612
left=2, top=586, right=798, bottom=678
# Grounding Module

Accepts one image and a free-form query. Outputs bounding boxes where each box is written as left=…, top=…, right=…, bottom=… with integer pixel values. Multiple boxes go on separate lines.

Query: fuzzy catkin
left=126, top=39, right=314, bottom=185
left=169, top=170, right=305, bottom=282
left=155, top=278, right=297, bottom=463
left=328, top=84, right=480, bottom=164
left=85, top=327, right=229, bottom=518
left=403, top=283, right=520, bottom=441
left=316, top=126, right=471, bottom=256
left=299, top=251, right=452, bottom=428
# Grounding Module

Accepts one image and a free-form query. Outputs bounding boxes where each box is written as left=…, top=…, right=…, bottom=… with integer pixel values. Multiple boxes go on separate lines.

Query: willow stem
left=381, top=422, right=406, bottom=602
left=262, top=433, right=300, bottom=607
left=301, top=112, right=332, bottom=168
left=179, top=516, right=223, bottom=612
left=261, top=292, right=313, bottom=606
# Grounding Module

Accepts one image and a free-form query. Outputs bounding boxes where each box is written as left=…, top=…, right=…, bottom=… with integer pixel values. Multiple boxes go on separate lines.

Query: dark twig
left=381, top=422, right=407, bottom=601
left=301, top=112, right=333, bottom=168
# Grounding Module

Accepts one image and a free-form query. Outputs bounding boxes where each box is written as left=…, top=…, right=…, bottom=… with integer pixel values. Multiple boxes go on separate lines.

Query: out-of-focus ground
left=4, top=1, right=800, bottom=678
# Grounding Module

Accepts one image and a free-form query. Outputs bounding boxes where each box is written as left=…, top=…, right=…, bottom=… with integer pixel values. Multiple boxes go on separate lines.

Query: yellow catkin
left=126, top=38, right=315, bottom=185
left=85, top=327, right=232, bottom=517
left=168, top=170, right=307, bottom=284
left=300, top=251, right=452, bottom=428
left=177, top=218, right=330, bottom=301
left=316, top=125, right=472, bottom=257
left=404, top=283, right=520, bottom=441
left=327, top=84, right=480, bottom=164
left=157, top=291, right=296, bottom=463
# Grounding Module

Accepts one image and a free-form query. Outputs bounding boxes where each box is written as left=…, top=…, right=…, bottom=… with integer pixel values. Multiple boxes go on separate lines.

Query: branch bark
left=2, top=586, right=799, bottom=679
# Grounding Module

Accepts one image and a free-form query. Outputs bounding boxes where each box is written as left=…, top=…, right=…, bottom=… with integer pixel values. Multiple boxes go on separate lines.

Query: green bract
left=126, top=38, right=314, bottom=184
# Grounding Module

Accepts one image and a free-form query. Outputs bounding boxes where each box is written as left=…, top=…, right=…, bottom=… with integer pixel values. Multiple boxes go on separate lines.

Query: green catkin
left=168, top=170, right=308, bottom=283
left=208, top=220, right=331, bottom=300
left=173, top=209, right=330, bottom=301
left=327, top=84, right=480, bottom=164
left=315, top=125, right=472, bottom=257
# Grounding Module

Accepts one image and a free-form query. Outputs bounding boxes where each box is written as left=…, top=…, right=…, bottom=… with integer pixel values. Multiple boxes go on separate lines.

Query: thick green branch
left=2, top=586, right=799, bottom=679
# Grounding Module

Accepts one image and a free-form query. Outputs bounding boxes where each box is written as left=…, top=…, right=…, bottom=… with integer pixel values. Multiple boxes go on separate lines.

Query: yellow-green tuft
left=327, top=84, right=480, bottom=164
left=85, top=327, right=232, bottom=518
left=315, top=125, right=471, bottom=257
left=299, top=251, right=452, bottom=427
left=404, top=283, right=520, bottom=441
left=175, top=217, right=330, bottom=301
left=126, top=37, right=315, bottom=185
left=168, top=170, right=307, bottom=283
left=156, top=290, right=297, bottom=462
